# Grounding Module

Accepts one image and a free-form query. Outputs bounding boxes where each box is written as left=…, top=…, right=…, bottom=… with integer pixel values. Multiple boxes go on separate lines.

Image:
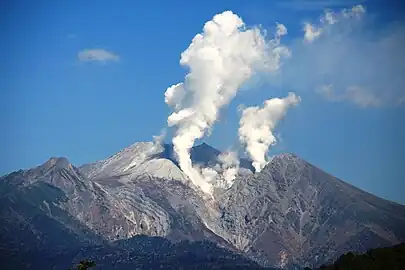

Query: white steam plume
left=239, top=93, right=301, bottom=172
left=198, top=150, right=240, bottom=189
left=165, top=11, right=289, bottom=194
left=217, top=151, right=240, bottom=187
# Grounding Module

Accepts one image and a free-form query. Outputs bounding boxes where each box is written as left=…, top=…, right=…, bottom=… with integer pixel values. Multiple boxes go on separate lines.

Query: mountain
left=213, top=153, right=405, bottom=268
left=1, top=142, right=405, bottom=269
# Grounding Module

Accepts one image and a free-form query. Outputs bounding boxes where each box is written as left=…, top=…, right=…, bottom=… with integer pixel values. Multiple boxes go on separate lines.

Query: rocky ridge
left=1, top=142, right=405, bottom=269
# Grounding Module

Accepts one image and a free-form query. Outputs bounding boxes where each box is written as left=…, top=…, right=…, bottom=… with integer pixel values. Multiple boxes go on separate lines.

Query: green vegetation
left=317, top=243, right=405, bottom=270
left=69, top=260, right=96, bottom=270
left=67, top=243, right=405, bottom=270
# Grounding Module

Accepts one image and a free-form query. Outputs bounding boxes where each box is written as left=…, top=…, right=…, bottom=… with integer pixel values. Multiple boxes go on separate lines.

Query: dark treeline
left=69, top=242, right=405, bottom=270
left=313, top=243, right=405, bottom=270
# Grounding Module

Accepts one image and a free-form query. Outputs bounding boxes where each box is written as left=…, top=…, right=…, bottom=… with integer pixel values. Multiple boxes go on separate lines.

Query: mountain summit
left=1, top=142, right=405, bottom=269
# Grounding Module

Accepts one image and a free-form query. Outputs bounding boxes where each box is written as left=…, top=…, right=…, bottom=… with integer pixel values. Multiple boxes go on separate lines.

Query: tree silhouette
left=69, top=260, right=96, bottom=270
left=315, top=243, right=405, bottom=270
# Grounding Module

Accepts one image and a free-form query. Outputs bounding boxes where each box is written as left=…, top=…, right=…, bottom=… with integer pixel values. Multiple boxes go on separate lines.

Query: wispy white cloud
left=78, top=48, right=120, bottom=63
left=303, top=23, right=322, bottom=42
left=276, top=0, right=367, bottom=11
left=265, top=4, right=405, bottom=108
left=317, top=85, right=381, bottom=107
left=303, top=5, right=365, bottom=42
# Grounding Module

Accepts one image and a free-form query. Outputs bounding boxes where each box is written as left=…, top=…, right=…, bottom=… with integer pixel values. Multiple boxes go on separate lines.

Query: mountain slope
left=213, top=153, right=405, bottom=268
left=1, top=142, right=405, bottom=269
left=0, top=179, right=102, bottom=269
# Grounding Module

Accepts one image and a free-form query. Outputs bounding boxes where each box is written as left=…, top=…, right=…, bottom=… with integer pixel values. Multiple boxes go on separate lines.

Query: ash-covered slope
left=0, top=145, right=260, bottom=269
left=1, top=142, right=405, bottom=269
left=78, top=142, right=253, bottom=182
left=78, top=142, right=186, bottom=181
left=214, top=153, right=405, bottom=268
left=0, top=155, right=223, bottom=243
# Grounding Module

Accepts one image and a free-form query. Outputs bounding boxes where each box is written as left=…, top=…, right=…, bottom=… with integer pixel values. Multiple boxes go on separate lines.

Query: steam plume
left=165, top=11, right=289, bottom=193
left=197, top=150, right=240, bottom=189
left=238, top=93, right=301, bottom=172
left=217, top=151, right=240, bottom=187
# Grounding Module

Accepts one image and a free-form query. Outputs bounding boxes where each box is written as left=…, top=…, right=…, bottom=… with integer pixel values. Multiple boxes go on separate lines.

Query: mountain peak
left=258, top=152, right=303, bottom=173
left=44, top=157, right=71, bottom=170
left=199, top=142, right=212, bottom=148
left=193, top=142, right=220, bottom=152
left=273, top=152, right=299, bottom=160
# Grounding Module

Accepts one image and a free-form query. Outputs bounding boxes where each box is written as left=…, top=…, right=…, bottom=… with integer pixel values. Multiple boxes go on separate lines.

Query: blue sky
left=1, top=0, right=404, bottom=203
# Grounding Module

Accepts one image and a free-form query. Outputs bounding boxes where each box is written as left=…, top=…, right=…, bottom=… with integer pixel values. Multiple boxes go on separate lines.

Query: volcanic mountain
left=1, top=142, right=405, bottom=269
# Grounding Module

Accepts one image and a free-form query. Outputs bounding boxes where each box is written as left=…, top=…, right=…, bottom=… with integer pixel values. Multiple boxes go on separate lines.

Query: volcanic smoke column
left=164, top=11, right=290, bottom=194
left=238, top=93, right=301, bottom=173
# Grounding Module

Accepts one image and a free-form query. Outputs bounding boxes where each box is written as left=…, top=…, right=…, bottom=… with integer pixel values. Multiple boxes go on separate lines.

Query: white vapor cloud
left=303, top=23, right=322, bottom=42
left=78, top=49, right=120, bottom=63
left=239, top=93, right=301, bottom=172
left=196, top=150, right=241, bottom=189
left=165, top=11, right=290, bottom=194
left=303, top=5, right=365, bottom=42
left=277, top=0, right=367, bottom=11
left=317, top=84, right=381, bottom=107
left=152, top=129, right=167, bottom=146
left=272, top=4, right=405, bottom=108
left=217, top=151, right=240, bottom=187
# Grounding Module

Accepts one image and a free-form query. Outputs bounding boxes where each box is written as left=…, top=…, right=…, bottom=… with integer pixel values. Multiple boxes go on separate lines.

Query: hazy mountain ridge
left=1, top=142, right=405, bottom=269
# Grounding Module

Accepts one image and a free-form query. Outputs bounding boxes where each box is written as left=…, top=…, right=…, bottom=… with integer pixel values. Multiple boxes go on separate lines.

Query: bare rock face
left=1, top=142, right=405, bottom=269
left=211, top=153, right=405, bottom=268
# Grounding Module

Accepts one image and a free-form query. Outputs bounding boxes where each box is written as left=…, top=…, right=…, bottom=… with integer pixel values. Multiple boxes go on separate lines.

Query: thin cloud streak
left=78, top=48, right=120, bottom=63
left=276, top=0, right=368, bottom=11
left=317, top=85, right=381, bottom=108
